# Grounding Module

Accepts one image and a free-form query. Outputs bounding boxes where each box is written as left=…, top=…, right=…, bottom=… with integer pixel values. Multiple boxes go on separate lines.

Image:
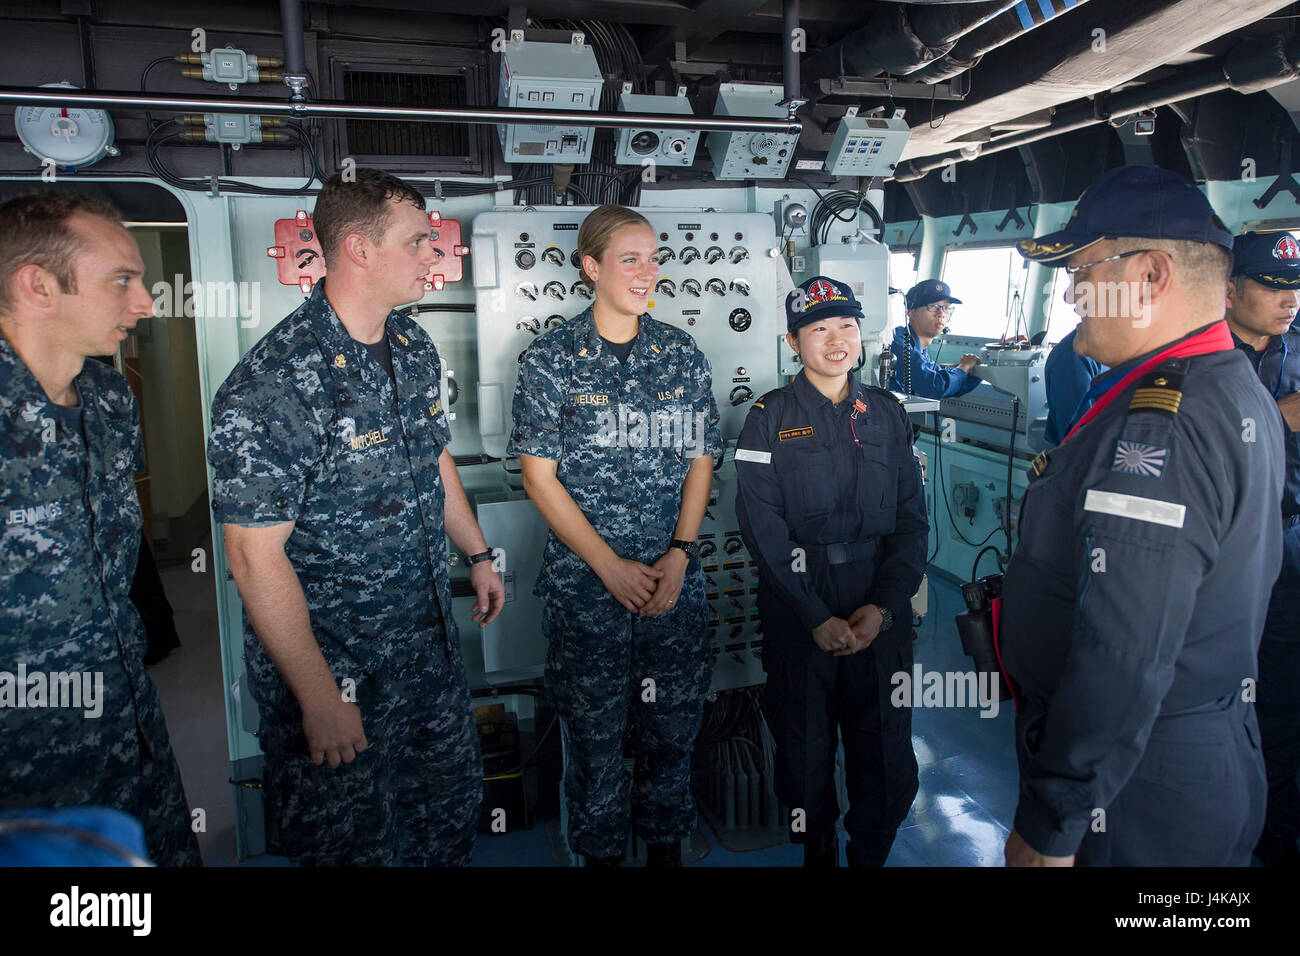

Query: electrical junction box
left=203, top=113, right=262, bottom=145
left=805, top=242, right=891, bottom=337
left=206, top=48, right=258, bottom=85
left=497, top=32, right=603, bottom=164
left=615, top=86, right=698, bottom=167
left=825, top=108, right=911, bottom=177
left=706, top=83, right=800, bottom=180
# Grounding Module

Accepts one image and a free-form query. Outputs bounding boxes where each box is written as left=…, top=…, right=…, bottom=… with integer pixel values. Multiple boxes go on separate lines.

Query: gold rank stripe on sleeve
left=1128, top=387, right=1182, bottom=413
left=1029, top=450, right=1050, bottom=477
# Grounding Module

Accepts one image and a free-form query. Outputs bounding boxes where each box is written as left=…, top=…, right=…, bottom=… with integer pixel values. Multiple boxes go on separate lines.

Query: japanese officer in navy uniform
left=735, top=275, right=928, bottom=866
left=1003, top=165, right=1285, bottom=866
left=1224, top=230, right=1300, bottom=866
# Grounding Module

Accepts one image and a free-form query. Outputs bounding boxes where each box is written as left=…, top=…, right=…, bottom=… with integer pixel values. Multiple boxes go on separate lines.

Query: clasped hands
left=813, top=605, right=886, bottom=656
left=599, top=548, right=689, bottom=616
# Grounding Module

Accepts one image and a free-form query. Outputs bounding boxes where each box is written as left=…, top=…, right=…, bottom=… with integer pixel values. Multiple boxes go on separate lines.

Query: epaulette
left=1128, top=361, right=1185, bottom=416
left=751, top=388, right=782, bottom=411
left=1028, top=448, right=1051, bottom=479
left=863, top=383, right=905, bottom=405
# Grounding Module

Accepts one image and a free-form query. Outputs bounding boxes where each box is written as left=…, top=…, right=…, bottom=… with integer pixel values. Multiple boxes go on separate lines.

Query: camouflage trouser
left=542, top=568, right=712, bottom=859
left=1, top=638, right=202, bottom=867
left=255, top=628, right=482, bottom=866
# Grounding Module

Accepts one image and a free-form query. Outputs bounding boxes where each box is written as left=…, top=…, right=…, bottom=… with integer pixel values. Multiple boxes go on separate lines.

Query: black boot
left=803, top=831, right=839, bottom=867
left=646, top=842, right=683, bottom=867
left=585, top=854, right=622, bottom=867
left=842, top=832, right=894, bottom=868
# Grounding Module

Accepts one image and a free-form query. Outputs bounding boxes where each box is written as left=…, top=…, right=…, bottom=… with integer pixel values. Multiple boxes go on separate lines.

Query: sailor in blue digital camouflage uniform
left=509, top=204, right=722, bottom=867
left=889, top=279, right=983, bottom=397
left=1224, top=230, right=1300, bottom=866
left=1002, top=165, right=1284, bottom=866
left=0, top=192, right=201, bottom=866
left=207, top=169, right=504, bottom=866
left=735, top=275, right=928, bottom=867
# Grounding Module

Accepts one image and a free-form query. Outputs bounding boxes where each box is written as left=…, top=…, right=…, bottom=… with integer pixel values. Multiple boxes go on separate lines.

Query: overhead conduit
left=901, top=0, right=1296, bottom=161
left=893, top=33, right=1300, bottom=181
left=802, top=0, right=1028, bottom=84
left=909, top=0, right=1092, bottom=83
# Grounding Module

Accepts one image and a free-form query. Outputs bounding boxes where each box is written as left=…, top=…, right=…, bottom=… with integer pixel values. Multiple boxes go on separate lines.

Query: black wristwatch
left=669, top=539, right=699, bottom=560
left=468, top=549, right=494, bottom=565
left=876, top=605, right=894, bottom=631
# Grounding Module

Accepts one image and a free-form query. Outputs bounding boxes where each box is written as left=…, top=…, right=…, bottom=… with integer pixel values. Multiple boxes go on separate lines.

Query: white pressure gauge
left=14, top=82, right=119, bottom=168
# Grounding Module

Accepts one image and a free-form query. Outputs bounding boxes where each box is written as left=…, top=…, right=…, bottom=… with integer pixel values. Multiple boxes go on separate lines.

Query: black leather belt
left=802, top=540, right=878, bottom=565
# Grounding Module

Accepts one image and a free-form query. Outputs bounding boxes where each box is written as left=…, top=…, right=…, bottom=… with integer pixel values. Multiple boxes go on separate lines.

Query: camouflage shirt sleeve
left=129, top=388, right=147, bottom=475
left=428, top=343, right=453, bottom=451
left=687, top=340, right=723, bottom=461
left=207, top=371, right=324, bottom=527
left=507, top=338, right=565, bottom=461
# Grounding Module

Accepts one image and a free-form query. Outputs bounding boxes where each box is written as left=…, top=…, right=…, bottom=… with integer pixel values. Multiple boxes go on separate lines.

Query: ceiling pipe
left=0, top=85, right=802, bottom=136
left=278, top=0, right=309, bottom=100
left=802, top=0, right=1022, bottom=84
left=910, top=0, right=1092, bottom=83
left=893, top=33, right=1300, bottom=181
left=783, top=0, right=801, bottom=106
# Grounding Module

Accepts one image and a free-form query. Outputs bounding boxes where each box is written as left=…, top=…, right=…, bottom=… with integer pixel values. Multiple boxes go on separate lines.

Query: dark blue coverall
left=1233, top=327, right=1300, bottom=860
left=1001, top=324, right=1285, bottom=865
left=735, top=371, right=929, bottom=865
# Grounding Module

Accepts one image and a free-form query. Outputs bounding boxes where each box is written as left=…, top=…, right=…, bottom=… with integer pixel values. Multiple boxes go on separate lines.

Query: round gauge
left=14, top=82, right=118, bottom=168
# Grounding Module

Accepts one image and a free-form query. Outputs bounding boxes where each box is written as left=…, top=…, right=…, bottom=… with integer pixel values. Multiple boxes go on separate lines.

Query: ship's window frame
left=938, top=242, right=1031, bottom=340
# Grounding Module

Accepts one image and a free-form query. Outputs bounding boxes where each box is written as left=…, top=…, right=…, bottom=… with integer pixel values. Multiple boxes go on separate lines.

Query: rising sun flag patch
left=1111, top=440, right=1167, bottom=478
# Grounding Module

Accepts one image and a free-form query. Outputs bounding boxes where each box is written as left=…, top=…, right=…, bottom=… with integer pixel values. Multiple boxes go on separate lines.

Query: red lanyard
left=1061, top=322, right=1234, bottom=445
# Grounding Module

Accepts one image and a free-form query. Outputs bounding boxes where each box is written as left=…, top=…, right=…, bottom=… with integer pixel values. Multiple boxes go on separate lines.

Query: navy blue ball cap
left=1018, top=165, right=1234, bottom=266
left=786, top=275, right=864, bottom=333
left=904, top=279, right=962, bottom=311
left=1231, top=231, right=1300, bottom=288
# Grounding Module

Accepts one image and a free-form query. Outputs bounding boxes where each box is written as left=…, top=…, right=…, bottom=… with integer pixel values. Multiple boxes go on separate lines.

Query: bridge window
left=1042, top=267, right=1075, bottom=344
left=888, top=249, right=918, bottom=328
left=939, top=245, right=1031, bottom=340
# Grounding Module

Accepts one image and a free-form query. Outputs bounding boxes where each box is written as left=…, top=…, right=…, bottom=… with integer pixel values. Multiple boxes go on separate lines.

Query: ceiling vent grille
left=341, top=69, right=470, bottom=159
